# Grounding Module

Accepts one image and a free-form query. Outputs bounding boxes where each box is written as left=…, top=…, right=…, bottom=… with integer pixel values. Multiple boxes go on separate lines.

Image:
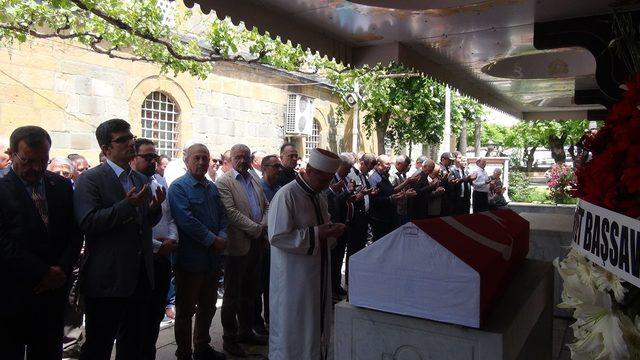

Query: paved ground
left=56, top=292, right=571, bottom=359
left=67, top=269, right=575, bottom=359
left=122, top=307, right=574, bottom=360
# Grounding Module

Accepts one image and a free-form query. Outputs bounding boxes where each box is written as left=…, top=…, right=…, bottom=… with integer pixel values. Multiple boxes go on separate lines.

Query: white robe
left=268, top=175, right=334, bottom=360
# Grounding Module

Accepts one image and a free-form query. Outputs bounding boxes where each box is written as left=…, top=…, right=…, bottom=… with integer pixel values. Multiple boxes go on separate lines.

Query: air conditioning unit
left=285, top=94, right=314, bottom=136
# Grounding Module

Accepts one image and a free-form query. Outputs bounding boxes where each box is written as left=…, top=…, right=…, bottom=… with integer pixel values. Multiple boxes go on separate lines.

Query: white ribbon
left=440, top=212, right=513, bottom=260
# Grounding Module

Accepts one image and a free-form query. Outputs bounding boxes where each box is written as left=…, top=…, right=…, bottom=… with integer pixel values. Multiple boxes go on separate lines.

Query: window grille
left=141, top=92, right=179, bottom=158
left=305, top=120, right=320, bottom=157
left=286, top=94, right=297, bottom=133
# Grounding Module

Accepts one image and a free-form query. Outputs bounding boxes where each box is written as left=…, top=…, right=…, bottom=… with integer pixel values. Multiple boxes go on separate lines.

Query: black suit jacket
left=0, top=170, right=82, bottom=317
left=408, top=172, right=442, bottom=220
left=74, top=163, right=161, bottom=298
left=450, top=166, right=472, bottom=199
left=326, top=175, right=352, bottom=224
left=369, top=171, right=395, bottom=223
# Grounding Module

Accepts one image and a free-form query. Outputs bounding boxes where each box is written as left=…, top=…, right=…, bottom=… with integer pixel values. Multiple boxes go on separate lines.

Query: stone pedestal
left=519, top=212, right=574, bottom=317
left=335, top=259, right=553, bottom=360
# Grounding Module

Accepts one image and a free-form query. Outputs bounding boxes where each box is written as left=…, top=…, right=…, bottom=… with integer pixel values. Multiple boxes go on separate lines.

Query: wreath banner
left=572, top=199, right=640, bottom=287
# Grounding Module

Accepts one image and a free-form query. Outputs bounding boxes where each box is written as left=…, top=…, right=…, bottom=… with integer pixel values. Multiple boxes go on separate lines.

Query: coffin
left=348, top=209, right=529, bottom=328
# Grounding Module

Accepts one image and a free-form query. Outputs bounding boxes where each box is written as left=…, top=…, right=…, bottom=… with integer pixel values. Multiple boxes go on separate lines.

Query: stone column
left=439, top=85, right=451, bottom=155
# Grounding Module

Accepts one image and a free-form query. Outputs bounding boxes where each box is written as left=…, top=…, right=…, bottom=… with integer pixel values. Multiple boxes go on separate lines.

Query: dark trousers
left=80, top=265, right=151, bottom=360
left=331, top=232, right=349, bottom=292
left=174, top=269, right=221, bottom=357
left=473, top=191, right=489, bottom=213
left=3, top=289, right=66, bottom=360
left=345, top=214, right=368, bottom=286
left=141, top=255, right=172, bottom=360
left=254, top=249, right=270, bottom=327
left=454, top=195, right=471, bottom=215
left=221, top=239, right=262, bottom=343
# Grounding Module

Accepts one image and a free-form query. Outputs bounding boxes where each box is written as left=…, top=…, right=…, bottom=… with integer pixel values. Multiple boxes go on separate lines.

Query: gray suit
left=74, top=162, right=161, bottom=360
left=74, top=162, right=160, bottom=297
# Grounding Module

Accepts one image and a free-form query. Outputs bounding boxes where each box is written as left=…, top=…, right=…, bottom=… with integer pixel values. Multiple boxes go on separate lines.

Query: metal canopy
left=184, top=0, right=640, bottom=120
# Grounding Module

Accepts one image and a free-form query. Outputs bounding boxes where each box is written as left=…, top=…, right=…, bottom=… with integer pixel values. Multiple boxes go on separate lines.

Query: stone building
left=0, top=35, right=378, bottom=164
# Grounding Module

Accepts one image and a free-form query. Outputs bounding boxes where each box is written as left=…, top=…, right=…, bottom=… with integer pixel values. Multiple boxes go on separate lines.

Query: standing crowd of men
left=323, top=150, right=507, bottom=300
left=0, top=118, right=506, bottom=360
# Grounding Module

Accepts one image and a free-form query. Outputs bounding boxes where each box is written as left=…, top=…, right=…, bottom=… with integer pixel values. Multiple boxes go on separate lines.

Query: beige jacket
left=216, top=169, right=269, bottom=256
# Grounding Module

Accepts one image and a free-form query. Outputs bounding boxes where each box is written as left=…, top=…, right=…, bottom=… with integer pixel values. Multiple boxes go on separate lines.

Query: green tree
left=328, top=65, right=484, bottom=153
left=479, top=119, right=590, bottom=172
left=0, top=0, right=312, bottom=78
left=535, top=120, right=590, bottom=164
left=1, top=0, right=485, bottom=154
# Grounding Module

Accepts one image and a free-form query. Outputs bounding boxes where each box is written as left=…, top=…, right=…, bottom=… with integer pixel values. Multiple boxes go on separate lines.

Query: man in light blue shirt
left=168, top=143, right=227, bottom=360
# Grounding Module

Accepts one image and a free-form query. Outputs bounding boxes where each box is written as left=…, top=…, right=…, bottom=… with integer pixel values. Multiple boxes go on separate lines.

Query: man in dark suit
left=74, top=119, right=164, bottom=360
left=327, top=154, right=356, bottom=298
left=277, top=143, right=299, bottom=186
left=345, top=153, right=375, bottom=286
left=368, top=155, right=397, bottom=241
left=0, top=126, right=82, bottom=360
left=408, top=159, right=440, bottom=220
left=449, top=151, right=475, bottom=215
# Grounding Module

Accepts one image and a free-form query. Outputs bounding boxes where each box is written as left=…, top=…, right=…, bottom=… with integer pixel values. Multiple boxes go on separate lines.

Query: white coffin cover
left=348, top=222, right=481, bottom=328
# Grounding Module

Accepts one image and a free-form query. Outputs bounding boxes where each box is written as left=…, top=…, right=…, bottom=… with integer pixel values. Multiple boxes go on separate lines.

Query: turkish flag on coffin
left=348, top=209, right=529, bottom=328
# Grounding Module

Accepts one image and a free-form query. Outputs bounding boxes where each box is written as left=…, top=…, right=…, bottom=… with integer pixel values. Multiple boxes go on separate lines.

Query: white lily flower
left=559, top=273, right=596, bottom=309
left=569, top=294, right=629, bottom=359
left=592, top=266, right=627, bottom=303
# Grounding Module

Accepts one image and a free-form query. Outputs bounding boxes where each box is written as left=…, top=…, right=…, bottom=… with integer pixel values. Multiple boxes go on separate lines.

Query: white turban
left=308, top=148, right=340, bottom=174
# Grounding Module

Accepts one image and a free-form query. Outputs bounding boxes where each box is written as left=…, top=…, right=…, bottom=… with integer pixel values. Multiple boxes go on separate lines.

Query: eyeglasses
left=211, top=159, right=222, bottom=165
left=111, top=134, right=136, bottom=144
left=137, top=153, right=159, bottom=162
left=13, top=152, right=48, bottom=167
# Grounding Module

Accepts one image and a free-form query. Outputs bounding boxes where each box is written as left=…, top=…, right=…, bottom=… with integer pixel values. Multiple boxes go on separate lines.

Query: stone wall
left=0, top=37, right=369, bottom=163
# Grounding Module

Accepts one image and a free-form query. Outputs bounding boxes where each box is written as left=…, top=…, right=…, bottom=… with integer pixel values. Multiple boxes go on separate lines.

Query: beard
left=141, top=162, right=156, bottom=177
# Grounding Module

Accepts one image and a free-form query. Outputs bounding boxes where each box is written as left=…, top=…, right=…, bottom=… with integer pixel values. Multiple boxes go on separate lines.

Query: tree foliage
left=0, top=0, right=316, bottom=77
left=1, top=0, right=485, bottom=153
left=480, top=119, right=590, bottom=170
left=326, top=64, right=484, bottom=152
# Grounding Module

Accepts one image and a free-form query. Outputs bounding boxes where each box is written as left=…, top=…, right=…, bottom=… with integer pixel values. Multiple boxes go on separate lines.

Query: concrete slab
left=335, top=259, right=554, bottom=360
left=520, top=212, right=574, bottom=318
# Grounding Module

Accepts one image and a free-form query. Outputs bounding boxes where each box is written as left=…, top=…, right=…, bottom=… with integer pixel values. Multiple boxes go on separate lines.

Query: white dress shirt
left=151, top=174, right=178, bottom=253
left=472, top=167, right=490, bottom=193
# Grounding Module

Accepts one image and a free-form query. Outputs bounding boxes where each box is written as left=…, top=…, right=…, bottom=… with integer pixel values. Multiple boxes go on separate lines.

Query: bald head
left=422, top=159, right=435, bottom=174
left=375, top=154, right=392, bottom=175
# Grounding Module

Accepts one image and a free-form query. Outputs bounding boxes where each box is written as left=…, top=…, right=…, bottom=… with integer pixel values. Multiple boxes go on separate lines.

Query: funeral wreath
left=555, top=71, right=640, bottom=359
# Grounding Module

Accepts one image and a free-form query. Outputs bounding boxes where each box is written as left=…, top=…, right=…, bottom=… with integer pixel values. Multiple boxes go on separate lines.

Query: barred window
left=141, top=92, right=179, bottom=158
left=305, top=120, right=320, bottom=157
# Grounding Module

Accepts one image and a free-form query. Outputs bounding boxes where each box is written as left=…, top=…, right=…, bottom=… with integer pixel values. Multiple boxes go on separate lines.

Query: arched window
left=305, top=120, right=320, bottom=157
left=141, top=92, right=179, bottom=158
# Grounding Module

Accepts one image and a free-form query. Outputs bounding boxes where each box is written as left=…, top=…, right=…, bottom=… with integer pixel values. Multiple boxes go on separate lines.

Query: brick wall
left=0, top=38, right=371, bottom=163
